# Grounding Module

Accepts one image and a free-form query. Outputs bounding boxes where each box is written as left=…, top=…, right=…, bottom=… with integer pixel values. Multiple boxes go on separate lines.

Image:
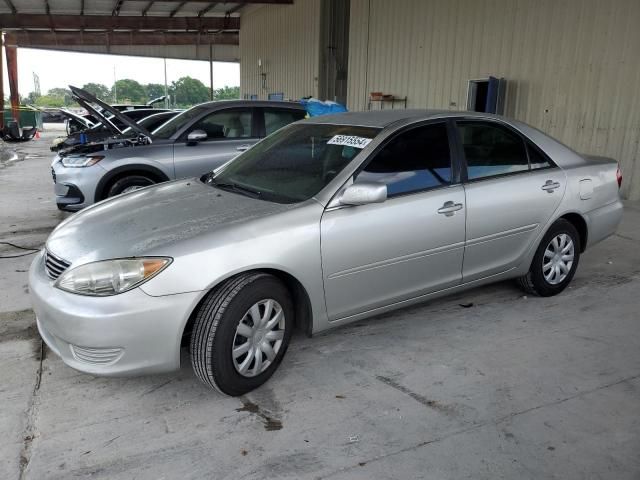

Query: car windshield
left=207, top=123, right=381, bottom=204
left=152, top=105, right=208, bottom=139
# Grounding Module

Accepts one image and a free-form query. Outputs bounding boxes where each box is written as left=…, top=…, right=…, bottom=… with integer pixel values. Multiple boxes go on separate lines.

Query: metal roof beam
left=2, top=0, right=16, bottom=14
left=198, top=2, right=218, bottom=17
left=4, top=31, right=239, bottom=46
left=169, top=0, right=187, bottom=17
left=112, top=0, right=125, bottom=16
left=141, top=1, right=154, bottom=15
left=0, top=14, right=240, bottom=30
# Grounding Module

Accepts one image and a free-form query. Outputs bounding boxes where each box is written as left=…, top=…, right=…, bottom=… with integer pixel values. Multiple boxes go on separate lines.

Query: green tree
left=112, top=79, right=146, bottom=104
left=213, top=86, right=240, bottom=100
left=22, top=91, right=41, bottom=105
left=169, top=76, right=209, bottom=107
left=34, top=95, right=66, bottom=107
left=47, top=88, right=74, bottom=106
left=145, top=83, right=166, bottom=102
left=82, top=82, right=111, bottom=101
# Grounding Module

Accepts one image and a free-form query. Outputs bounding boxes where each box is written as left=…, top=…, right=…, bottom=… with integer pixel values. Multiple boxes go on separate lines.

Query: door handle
left=541, top=180, right=561, bottom=192
left=236, top=144, right=251, bottom=152
left=437, top=201, right=463, bottom=216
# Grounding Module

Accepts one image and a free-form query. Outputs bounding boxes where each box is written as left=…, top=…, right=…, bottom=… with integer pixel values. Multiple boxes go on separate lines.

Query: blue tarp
left=300, top=98, right=348, bottom=117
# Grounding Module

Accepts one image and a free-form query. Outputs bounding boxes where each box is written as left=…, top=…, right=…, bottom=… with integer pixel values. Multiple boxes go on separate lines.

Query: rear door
left=456, top=120, right=565, bottom=282
left=173, top=107, right=258, bottom=178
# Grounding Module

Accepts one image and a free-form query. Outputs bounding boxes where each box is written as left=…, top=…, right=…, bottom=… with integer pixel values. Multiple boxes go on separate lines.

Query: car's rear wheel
left=517, top=219, right=581, bottom=296
left=190, top=273, right=293, bottom=396
left=106, top=175, right=155, bottom=197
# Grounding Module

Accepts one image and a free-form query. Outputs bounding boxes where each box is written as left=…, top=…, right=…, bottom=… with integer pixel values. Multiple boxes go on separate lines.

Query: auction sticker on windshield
left=327, top=135, right=373, bottom=149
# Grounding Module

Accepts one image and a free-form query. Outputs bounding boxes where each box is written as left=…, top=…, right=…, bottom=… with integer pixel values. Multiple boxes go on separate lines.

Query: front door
left=173, top=107, right=258, bottom=178
left=321, top=122, right=466, bottom=320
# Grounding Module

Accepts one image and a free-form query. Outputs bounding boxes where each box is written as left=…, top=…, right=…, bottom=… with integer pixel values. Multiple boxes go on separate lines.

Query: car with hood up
left=62, top=94, right=168, bottom=135
left=51, top=86, right=307, bottom=211
left=51, top=107, right=178, bottom=152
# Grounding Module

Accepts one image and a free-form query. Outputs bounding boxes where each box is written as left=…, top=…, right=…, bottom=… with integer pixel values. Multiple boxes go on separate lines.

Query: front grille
left=44, top=249, right=71, bottom=280
left=70, top=345, right=124, bottom=365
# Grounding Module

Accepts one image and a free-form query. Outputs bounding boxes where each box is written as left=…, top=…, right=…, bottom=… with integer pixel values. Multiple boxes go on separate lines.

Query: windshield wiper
left=210, top=178, right=262, bottom=199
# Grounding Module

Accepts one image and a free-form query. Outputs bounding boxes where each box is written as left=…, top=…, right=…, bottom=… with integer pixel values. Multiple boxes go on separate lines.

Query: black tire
left=190, top=273, right=294, bottom=396
left=106, top=175, right=155, bottom=197
left=517, top=219, right=581, bottom=297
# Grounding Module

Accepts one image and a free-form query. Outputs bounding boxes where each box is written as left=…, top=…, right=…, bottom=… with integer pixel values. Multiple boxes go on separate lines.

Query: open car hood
left=57, top=108, right=96, bottom=130
left=147, top=95, right=167, bottom=106
left=69, top=85, right=152, bottom=138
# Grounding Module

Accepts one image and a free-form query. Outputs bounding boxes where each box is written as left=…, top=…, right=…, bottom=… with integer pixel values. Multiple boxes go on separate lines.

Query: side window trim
left=353, top=120, right=458, bottom=199
left=176, top=107, right=257, bottom=142
left=453, top=118, right=557, bottom=183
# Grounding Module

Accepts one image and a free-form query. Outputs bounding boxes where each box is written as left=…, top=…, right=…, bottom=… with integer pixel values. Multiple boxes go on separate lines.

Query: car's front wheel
left=190, top=273, right=293, bottom=396
left=106, top=175, right=155, bottom=197
left=517, top=218, right=581, bottom=296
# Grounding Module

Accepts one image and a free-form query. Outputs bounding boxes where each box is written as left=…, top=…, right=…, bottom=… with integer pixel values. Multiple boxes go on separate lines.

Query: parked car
left=51, top=108, right=177, bottom=152
left=30, top=110, right=624, bottom=396
left=51, top=86, right=306, bottom=211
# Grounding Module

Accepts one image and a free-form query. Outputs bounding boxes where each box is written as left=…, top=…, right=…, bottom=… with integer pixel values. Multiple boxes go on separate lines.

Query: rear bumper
left=584, top=200, right=624, bottom=248
left=29, top=251, right=201, bottom=376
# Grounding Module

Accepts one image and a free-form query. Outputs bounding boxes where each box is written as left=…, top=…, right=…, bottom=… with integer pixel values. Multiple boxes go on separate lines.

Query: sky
left=2, top=48, right=240, bottom=95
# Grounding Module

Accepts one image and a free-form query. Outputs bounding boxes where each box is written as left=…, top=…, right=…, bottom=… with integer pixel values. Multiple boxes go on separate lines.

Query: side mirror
left=340, top=182, right=387, bottom=206
left=187, top=129, right=207, bottom=145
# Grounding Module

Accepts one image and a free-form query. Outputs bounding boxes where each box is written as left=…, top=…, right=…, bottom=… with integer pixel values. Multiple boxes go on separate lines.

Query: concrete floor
left=1, top=130, right=639, bottom=480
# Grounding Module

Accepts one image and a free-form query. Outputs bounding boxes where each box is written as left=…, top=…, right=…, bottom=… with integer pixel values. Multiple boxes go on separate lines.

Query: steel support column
left=0, top=31, right=4, bottom=129
left=4, top=41, right=18, bottom=123
left=209, top=42, right=214, bottom=101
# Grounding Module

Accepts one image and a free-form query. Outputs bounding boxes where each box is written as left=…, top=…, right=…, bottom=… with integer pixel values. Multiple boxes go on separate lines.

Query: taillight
left=616, top=165, right=622, bottom=189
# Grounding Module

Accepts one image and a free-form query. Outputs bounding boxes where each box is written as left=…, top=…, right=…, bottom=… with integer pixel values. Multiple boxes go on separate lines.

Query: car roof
left=305, top=109, right=510, bottom=128
left=196, top=100, right=305, bottom=111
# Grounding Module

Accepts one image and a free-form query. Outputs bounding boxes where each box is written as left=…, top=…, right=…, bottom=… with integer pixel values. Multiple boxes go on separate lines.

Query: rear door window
left=263, top=108, right=306, bottom=136
left=457, top=122, right=529, bottom=180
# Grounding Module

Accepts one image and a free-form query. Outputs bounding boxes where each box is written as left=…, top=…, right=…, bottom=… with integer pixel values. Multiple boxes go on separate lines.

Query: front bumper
left=52, top=157, right=104, bottom=211
left=29, top=251, right=201, bottom=376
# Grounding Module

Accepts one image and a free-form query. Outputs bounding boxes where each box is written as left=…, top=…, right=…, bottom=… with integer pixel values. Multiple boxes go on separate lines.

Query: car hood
left=57, top=108, right=95, bottom=130
left=69, top=85, right=151, bottom=138
left=46, top=179, right=294, bottom=265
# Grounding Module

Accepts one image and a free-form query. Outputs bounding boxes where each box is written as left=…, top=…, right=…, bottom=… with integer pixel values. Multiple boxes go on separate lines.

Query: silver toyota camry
left=30, top=110, right=624, bottom=396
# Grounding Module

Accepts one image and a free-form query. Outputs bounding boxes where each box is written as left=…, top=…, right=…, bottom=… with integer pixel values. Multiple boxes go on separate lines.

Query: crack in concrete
left=18, top=340, right=45, bottom=480
left=318, top=371, right=640, bottom=479
left=614, top=233, right=639, bottom=243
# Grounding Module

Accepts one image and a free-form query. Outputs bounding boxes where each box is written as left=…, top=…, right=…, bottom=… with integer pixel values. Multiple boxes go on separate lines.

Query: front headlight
left=60, top=155, right=104, bottom=168
left=55, top=257, right=171, bottom=296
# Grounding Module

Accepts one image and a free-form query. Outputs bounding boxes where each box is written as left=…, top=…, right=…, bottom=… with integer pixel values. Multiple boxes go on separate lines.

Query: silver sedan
left=30, top=110, right=624, bottom=396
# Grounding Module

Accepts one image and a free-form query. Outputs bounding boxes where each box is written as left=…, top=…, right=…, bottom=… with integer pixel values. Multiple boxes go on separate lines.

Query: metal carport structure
left=0, top=0, right=292, bottom=126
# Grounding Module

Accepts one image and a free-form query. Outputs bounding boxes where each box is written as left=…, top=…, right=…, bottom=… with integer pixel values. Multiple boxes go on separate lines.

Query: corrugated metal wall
left=347, top=0, right=640, bottom=199
left=239, top=0, right=321, bottom=100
